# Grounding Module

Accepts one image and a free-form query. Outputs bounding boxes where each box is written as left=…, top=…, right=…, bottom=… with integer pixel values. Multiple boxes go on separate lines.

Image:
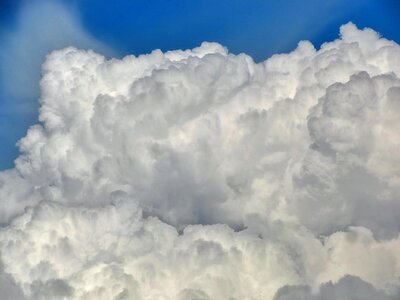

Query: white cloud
left=1, top=23, right=400, bottom=299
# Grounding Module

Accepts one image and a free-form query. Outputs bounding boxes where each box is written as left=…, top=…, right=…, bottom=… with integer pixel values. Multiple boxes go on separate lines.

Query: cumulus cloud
left=1, top=23, right=400, bottom=299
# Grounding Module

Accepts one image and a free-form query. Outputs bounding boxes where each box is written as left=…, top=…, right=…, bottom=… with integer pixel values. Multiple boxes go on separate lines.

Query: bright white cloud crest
left=1, top=23, right=400, bottom=299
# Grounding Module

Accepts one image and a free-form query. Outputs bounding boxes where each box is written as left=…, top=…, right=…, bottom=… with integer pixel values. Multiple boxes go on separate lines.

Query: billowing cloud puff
left=1, top=23, right=400, bottom=299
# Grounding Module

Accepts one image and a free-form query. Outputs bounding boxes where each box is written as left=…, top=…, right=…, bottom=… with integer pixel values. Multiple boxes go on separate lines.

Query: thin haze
left=0, top=0, right=114, bottom=169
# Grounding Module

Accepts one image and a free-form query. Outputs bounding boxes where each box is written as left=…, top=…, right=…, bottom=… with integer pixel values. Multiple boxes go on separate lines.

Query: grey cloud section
left=0, top=264, right=26, bottom=300
left=292, top=71, right=400, bottom=239
left=274, top=275, right=400, bottom=300
left=1, top=23, right=400, bottom=299
left=274, top=276, right=400, bottom=300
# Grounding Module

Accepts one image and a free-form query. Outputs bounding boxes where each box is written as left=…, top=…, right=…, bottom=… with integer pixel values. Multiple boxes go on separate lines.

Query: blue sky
left=0, top=0, right=399, bottom=170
